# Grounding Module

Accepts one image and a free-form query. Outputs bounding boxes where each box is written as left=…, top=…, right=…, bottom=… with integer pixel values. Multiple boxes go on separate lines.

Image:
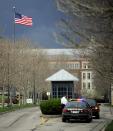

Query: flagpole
left=7, top=6, right=16, bottom=107
left=13, top=6, right=16, bottom=44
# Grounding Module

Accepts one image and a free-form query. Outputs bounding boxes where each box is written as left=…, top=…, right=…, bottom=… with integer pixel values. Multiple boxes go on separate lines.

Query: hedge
left=40, top=99, right=62, bottom=115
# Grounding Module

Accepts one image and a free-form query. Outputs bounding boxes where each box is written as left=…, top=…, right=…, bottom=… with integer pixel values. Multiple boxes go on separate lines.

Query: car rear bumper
left=92, top=111, right=99, bottom=116
left=92, top=108, right=99, bottom=114
left=62, top=113, right=91, bottom=120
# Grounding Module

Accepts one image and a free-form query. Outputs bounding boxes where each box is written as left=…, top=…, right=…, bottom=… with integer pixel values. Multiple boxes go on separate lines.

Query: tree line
left=0, top=39, right=51, bottom=107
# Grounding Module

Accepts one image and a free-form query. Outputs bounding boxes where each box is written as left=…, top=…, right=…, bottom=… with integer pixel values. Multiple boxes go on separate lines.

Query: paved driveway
left=0, top=107, right=41, bottom=131
left=0, top=104, right=112, bottom=131
left=37, top=104, right=113, bottom=131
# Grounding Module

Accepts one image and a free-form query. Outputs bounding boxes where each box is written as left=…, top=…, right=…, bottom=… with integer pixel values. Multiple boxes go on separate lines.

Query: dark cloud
left=0, top=0, right=64, bottom=48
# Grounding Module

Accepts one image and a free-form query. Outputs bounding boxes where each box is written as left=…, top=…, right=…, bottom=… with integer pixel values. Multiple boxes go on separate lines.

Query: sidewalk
left=99, top=104, right=113, bottom=130
left=101, top=104, right=113, bottom=119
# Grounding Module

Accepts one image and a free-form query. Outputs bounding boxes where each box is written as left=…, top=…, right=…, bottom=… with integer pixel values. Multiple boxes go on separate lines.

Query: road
left=0, top=105, right=112, bottom=131
left=0, top=107, right=41, bottom=131
left=38, top=105, right=112, bottom=131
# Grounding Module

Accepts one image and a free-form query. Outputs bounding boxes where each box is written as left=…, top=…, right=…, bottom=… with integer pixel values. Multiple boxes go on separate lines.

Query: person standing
left=61, top=96, right=68, bottom=109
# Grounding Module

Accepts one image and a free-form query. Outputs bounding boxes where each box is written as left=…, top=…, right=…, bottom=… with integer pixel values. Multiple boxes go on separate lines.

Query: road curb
left=40, top=114, right=61, bottom=118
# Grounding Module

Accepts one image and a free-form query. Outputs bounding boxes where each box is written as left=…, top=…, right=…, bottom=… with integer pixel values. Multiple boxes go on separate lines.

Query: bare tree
left=0, top=39, right=9, bottom=107
left=0, top=39, right=51, bottom=107
left=56, top=0, right=113, bottom=98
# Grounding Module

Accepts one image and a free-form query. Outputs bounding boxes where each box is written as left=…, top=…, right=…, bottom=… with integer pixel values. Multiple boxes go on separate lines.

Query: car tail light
left=95, top=106, right=100, bottom=111
left=80, top=109, right=89, bottom=113
left=95, top=106, right=98, bottom=110
left=63, top=109, right=70, bottom=113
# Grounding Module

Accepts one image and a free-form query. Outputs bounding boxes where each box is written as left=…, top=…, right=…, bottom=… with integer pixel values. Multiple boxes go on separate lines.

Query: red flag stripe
left=15, top=13, right=33, bottom=26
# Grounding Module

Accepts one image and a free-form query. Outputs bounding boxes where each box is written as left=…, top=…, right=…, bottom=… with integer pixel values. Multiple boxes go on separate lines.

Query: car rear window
left=65, top=101, right=87, bottom=109
left=86, top=99, right=96, bottom=106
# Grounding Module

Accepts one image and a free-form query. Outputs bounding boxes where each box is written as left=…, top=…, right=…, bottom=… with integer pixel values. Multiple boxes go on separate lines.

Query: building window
left=87, top=73, right=91, bottom=79
left=66, top=63, right=80, bottom=69
left=83, top=63, right=87, bottom=69
left=71, top=64, right=74, bottom=69
left=83, top=73, right=86, bottom=79
left=82, top=62, right=91, bottom=69
left=83, top=82, right=86, bottom=89
left=52, top=82, right=74, bottom=98
left=77, top=63, right=80, bottom=69
left=66, top=64, right=69, bottom=69
left=74, top=63, right=80, bottom=69
left=88, top=82, right=91, bottom=89
left=68, top=64, right=72, bottom=69
left=87, top=63, right=91, bottom=69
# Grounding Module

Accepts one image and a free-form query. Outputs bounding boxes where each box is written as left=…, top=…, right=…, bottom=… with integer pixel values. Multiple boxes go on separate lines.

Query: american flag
left=15, top=12, right=32, bottom=26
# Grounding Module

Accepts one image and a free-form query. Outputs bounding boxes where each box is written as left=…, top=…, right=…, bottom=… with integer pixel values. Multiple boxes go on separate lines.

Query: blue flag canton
left=15, top=12, right=32, bottom=26
left=15, top=13, right=22, bottom=19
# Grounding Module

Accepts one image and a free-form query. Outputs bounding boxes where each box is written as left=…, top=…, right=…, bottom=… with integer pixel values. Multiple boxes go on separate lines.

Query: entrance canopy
left=46, top=69, right=79, bottom=82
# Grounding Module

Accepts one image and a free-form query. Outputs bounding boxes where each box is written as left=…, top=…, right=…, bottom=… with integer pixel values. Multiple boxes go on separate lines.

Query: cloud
left=18, top=26, right=63, bottom=48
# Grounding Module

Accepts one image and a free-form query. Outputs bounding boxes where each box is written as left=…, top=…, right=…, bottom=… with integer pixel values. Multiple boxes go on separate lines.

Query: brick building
left=44, top=49, right=95, bottom=97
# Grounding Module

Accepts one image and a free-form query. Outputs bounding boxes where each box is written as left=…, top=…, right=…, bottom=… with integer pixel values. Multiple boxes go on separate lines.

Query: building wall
left=47, top=53, right=95, bottom=97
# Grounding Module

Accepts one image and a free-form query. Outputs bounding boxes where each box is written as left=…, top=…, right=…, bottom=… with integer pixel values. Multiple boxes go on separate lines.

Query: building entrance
left=52, top=81, right=73, bottom=98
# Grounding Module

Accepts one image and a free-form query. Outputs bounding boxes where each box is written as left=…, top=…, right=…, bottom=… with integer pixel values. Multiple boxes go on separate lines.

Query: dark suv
left=86, top=99, right=100, bottom=119
left=62, top=99, right=92, bottom=122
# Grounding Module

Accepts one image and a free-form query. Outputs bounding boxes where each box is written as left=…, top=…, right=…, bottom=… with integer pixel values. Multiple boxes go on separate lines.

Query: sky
left=0, top=0, right=65, bottom=48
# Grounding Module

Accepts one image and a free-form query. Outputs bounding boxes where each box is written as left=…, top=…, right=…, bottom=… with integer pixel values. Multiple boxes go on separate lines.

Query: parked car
left=86, top=98, right=100, bottom=119
left=62, top=99, right=92, bottom=122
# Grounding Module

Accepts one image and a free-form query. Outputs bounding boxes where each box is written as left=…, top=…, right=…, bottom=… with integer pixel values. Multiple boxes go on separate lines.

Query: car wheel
left=86, top=117, right=92, bottom=123
left=62, top=117, right=66, bottom=122
left=96, top=114, right=100, bottom=119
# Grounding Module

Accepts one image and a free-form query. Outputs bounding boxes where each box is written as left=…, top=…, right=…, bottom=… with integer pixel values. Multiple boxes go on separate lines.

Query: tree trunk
left=1, top=86, right=5, bottom=108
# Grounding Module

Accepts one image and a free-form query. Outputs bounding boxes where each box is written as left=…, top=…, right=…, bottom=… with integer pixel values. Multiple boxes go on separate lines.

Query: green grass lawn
left=105, top=120, right=113, bottom=131
left=0, top=95, right=39, bottom=113
left=0, top=95, right=7, bottom=102
left=0, top=104, right=38, bottom=113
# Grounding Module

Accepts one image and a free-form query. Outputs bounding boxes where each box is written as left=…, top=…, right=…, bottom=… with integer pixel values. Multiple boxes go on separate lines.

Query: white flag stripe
left=15, top=13, right=32, bottom=26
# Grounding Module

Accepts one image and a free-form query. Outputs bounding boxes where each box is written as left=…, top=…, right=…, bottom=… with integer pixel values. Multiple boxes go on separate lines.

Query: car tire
left=86, top=117, right=92, bottom=123
left=96, top=114, right=100, bottom=119
left=62, top=117, right=66, bottom=122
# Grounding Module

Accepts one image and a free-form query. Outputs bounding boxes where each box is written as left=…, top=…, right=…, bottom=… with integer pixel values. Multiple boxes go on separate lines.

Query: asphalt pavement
left=0, top=104, right=113, bottom=131
left=37, top=104, right=113, bottom=131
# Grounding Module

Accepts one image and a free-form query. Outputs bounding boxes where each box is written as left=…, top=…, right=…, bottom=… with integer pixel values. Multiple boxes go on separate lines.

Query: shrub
left=40, top=99, right=62, bottom=115
left=5, top=98, right=10, bottom=104
left=12, top=98, right=19, bottom=104
left=105, top=120, right=113, bottom=131
left=5, top=98, right=19, bottom=104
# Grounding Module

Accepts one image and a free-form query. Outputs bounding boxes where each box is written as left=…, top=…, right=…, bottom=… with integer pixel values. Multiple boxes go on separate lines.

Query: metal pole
left=8, top=6, right=16, bottom=107
left=13, top=6, right=16, bottom=44
left=34, top=77, right=36, bottom=105
left=7, top=45, right=10, bottom=107
left=33, top=57, right=36, bottom=105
